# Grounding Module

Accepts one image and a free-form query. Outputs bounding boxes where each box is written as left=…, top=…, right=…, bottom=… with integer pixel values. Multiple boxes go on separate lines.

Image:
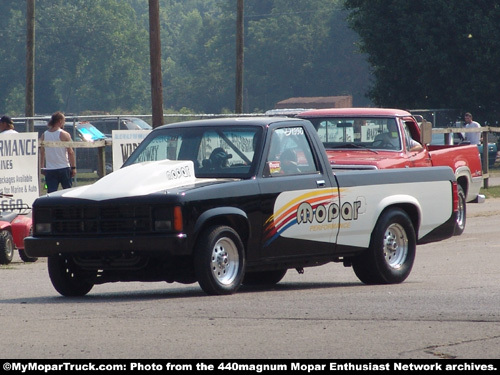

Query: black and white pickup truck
left=25, top=117, right=458, bottom=296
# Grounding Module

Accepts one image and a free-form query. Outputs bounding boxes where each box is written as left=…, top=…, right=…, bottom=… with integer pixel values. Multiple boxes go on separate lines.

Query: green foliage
left=344, top=0, right=500, bottom=123
left=0, top=0, right=371, bottom=116
left=246, top=0, right=370, bottom=110
left=1, top=0, right=149, bottom=115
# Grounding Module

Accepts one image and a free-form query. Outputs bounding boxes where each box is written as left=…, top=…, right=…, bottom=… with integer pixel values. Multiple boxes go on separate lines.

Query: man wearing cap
left=0, top=115, right=18, bottom=134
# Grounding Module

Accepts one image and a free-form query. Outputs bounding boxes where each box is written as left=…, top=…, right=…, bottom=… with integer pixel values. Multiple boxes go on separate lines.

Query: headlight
left=35, top=223, right=52, bottom=234
left=153, top=206, right=183, bottom=232
left=154, top=220, right=172, bottom=232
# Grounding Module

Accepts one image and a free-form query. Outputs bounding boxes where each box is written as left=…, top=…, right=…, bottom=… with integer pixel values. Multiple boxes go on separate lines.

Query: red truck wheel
left=353, top=208, right=416, bottom=284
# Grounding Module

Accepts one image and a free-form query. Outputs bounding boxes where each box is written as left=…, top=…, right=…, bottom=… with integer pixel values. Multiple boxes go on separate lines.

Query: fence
left=13, top=114, right=500, bottom=189
left=432, top=126, right=500, bottom=188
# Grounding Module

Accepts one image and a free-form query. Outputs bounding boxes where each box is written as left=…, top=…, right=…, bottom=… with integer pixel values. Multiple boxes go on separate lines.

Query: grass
left=480, top=185, right=500, bottom=199
left=481, top=164, right=500, bottom=198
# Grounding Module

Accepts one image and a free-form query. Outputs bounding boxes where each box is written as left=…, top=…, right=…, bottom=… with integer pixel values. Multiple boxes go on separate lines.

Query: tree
left=0, top=0, right=373, bottom=115
left=0, top=0, right=150, bottom=115
left=0, top=1, right=28, bottom=115
left=344, top=0, right=500, bottom=122
left=35, top=0, right=150, bottom=113
left=244, top=0, right=371, bottom=110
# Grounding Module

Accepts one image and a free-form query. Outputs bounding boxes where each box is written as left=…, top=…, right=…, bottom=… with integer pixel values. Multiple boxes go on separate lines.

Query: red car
left=0, top=193, right=36, bottom=264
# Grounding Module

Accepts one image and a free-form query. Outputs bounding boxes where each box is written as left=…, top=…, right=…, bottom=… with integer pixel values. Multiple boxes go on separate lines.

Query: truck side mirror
left=420, top=120, right=432, bottom=145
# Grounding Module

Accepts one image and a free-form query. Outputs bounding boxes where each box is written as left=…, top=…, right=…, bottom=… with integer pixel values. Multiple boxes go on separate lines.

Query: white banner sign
left=0, top=133, right=39, bottom=208
left=112, top=130, right=151, bottom=171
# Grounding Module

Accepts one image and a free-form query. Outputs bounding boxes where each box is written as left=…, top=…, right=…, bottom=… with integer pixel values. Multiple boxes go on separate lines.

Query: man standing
left=0, top=115, right=18, bottom=134
left=464, top=112, right=481, bottom=145
left=40, top=111, right=76, bottom=193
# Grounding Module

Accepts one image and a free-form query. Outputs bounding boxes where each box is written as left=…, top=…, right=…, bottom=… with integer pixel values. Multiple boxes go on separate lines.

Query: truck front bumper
left=24, top=233, right=189, bottom=258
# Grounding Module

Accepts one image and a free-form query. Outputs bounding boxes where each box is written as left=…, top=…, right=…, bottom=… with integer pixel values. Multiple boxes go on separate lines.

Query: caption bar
left=2, top=361, right=498, bottom=373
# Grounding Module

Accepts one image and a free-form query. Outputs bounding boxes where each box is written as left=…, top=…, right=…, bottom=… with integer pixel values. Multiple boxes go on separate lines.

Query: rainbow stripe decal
left=263, top=188, right=340, bottom=246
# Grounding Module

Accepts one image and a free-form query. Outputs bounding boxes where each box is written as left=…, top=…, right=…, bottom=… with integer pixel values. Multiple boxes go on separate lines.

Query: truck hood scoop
left=62, top=160, right=198, bottom=201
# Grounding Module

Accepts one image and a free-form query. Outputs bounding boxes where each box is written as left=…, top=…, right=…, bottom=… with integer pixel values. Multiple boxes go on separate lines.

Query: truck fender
left=375, top=196, right=421, bottom=236
left=192, top=207, right=250, bottom=246
left=0, top=222, right=12, bottom=231
left=454, top=166, right=471, bottom=190
left=11, top=215, right=32, bottom=250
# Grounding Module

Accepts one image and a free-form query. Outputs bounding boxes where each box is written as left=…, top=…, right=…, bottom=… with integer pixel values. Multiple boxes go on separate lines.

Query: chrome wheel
left=195, top=225, right=245, bottom=295
left=210, top=237, right=239, bottom=285
left=454, top=185, right=466, bottom=235
left=383, top=223, right=408, bottom=269
left=352, top=208, right=416, bottom=284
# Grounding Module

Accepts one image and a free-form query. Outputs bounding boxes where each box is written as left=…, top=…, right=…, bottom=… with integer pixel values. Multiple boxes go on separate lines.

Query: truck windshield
left=123, top=125, right=263, bottom=178
left=308, top=117, right=401, bottom=151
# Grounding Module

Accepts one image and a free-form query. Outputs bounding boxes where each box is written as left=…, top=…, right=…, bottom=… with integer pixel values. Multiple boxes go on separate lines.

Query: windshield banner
left=112, top=130, right=151, bottom=171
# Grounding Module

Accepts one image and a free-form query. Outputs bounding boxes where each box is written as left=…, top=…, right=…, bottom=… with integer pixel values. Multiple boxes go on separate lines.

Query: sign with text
left=112, top=130, right=151, bottom=171
left=0, top=133, right=39, bottom=207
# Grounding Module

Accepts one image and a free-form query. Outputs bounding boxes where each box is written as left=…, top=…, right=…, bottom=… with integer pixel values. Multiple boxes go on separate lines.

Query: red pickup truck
left=298, top=108, right=484, bottom=235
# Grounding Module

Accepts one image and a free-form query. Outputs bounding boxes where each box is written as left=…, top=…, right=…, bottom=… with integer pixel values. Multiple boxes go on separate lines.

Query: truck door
left=258, top=125, right=340, bottom=260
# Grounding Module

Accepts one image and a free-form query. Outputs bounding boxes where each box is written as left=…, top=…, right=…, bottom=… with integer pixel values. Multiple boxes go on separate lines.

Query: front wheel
left=194, top=225, right=245, bottom=295
left=352, top=208, right=416, bottom=284
left=0, top=230, right=14, bottom=265
left=48, top=255, right=94, bottom=296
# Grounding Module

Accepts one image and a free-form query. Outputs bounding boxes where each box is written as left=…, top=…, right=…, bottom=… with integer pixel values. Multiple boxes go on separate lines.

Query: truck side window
left=403, top=121, right=423, bottom=152
left=403, top=122, right=413, bottom=152
left=265, top=127, right=318, bottom=176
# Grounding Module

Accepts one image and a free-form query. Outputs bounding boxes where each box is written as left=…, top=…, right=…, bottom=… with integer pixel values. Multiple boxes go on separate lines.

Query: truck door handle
left=316, top=180, right=326, bottom=187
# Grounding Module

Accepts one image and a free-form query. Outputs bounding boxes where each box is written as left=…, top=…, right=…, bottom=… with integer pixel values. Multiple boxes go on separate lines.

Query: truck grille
left=44, top=205, right=154, bottom=235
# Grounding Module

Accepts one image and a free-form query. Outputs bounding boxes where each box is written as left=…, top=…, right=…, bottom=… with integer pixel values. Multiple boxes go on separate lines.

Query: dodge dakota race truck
left=25, top=117, right=458, bottom=296
left=297, top=108, right=484, bottom=235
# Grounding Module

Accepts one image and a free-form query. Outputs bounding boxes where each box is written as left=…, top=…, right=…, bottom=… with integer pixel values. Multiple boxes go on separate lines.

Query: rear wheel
left=0, top=230, right=14, bottom=265
left=194, top=225, right=245, bottom=295
left=454, top=185, right=466, bottom=235
left=48, top=255, right=94, bottom=296
left=352, top=208, right=416, bottom=284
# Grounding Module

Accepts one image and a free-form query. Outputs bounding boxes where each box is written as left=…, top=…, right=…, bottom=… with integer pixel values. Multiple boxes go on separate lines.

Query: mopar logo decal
left=297, top=200, right=361, bottom=224
left=263, top=189, right=364, bottom=247
left=166, top=166, right=192, bottom=180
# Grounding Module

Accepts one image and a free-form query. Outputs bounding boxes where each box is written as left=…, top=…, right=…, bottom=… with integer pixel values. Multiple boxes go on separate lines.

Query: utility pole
left=26, top=0, right=35, bottom=132
left=235, top=0, right=244, bottom=114
left=149, top=0, right=164, bottom=127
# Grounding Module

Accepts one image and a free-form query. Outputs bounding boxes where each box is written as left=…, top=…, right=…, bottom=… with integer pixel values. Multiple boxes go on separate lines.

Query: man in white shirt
left=464, top=112, right=481, bottom=145
left=40, top=111, right=76, bottom=192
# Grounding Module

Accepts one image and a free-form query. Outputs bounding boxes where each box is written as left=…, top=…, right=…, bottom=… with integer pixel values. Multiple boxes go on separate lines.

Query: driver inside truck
left=374, top=121, right=423, bottom=152
left=373, top=121, right=401, bottom=149
left=403, top=122, right=423, bottom=152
